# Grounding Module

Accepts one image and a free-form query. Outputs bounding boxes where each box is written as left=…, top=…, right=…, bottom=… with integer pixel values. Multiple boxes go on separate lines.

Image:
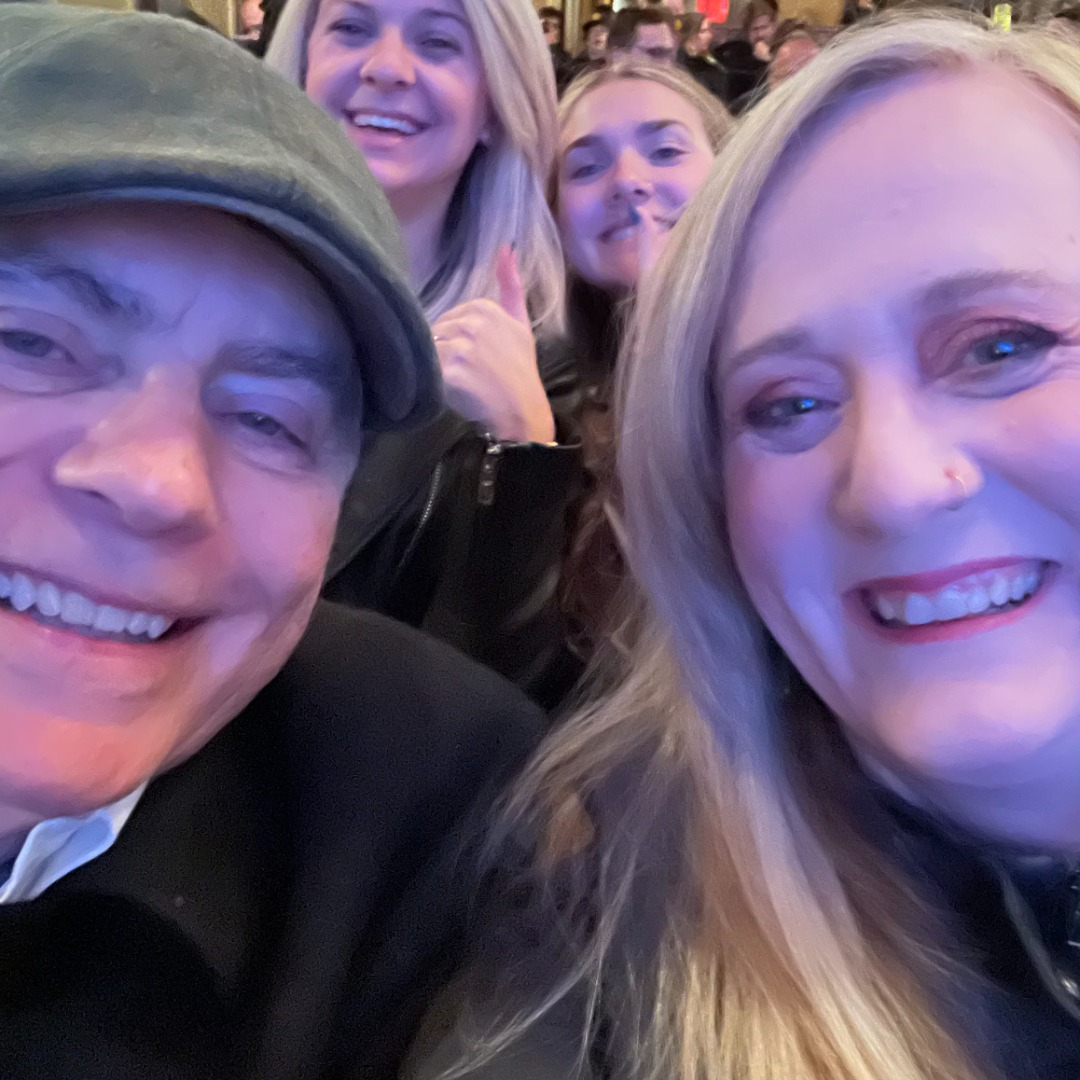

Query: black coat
left=325, top=343, right=586, bottom=711
left=0, top=601, right=544, bottom=1080
left=678, top=50, right=727, bottom=100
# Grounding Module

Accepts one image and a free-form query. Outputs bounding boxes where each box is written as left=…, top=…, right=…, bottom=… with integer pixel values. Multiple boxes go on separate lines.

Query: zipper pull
left=477, top=436, right=504, bottom=507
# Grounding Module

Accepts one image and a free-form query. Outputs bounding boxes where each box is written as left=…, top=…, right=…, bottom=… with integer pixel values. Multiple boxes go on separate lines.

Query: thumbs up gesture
left=430, top=246, right=556, bottom=444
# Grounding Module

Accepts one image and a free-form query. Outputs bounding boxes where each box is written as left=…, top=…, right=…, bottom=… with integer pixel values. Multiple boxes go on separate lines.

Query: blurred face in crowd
left=768, top=34, right=820, bottom=90
left=626, top=23, right=678, bottom=63
left=585, top=22, right=609, bottom=60
left=541, top=15, right=562, bottom=46
left=749, top=13, right=775, bottom=48
left=720, top=68, right=1080, bottom=842
left=305, top=0, right=490, bottom=219
left=239, top=0, right=263, bottom=34
left=687, top=18, right=713, bottom=56
left=557, top=77, right=714, bottom=290
left=0, top=203, right=358, bottom=828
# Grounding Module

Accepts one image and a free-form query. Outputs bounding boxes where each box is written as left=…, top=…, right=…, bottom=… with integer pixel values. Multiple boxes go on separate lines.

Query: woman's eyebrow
left=918, top=269, right=1067, bottom=311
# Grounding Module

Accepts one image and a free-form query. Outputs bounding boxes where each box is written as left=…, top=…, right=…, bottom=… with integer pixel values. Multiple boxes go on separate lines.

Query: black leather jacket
left=888, top=799, right=1080, bottom=1078
left=324, top=339, right=585, bottom=710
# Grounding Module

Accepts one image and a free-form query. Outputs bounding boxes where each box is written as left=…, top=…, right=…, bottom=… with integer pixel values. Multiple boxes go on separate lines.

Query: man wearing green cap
left=0, top=6, right=541, bottom=1078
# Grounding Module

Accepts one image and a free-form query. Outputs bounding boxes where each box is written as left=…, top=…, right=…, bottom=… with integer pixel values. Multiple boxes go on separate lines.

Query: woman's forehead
left=729, top=67, right=1080, bottom=339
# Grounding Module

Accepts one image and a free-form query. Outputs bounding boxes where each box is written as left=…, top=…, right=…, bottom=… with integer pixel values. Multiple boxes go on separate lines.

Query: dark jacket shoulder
left=0, top=601, right=545, bottom=1080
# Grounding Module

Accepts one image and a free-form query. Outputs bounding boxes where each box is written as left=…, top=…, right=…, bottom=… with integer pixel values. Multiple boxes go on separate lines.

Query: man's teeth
left=0, top=571, right=174, bottom=640
left=871, top=567, right=1043, bottom=627
left=352, top=114, right=421, bottom=135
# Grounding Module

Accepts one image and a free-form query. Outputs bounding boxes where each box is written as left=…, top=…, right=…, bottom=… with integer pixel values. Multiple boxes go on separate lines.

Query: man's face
left=542, top=15, right=562, bottom=45
left=585, top=23, right=609, bottom=59
left=0, top=203, right=359, bottom=823
left=630, top=23, right=677, bottom=63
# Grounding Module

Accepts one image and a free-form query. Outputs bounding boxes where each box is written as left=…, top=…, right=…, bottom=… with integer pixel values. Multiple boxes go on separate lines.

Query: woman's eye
left=740, top=393, right=841, bottom=453
left=964, top=325, right=1058, bottom=367
left=569, top=164, right=600, bottom=180
left=420, top=34, right=461, bottom=54
left=650, top=145, right=686, bottom=164
left=745, top=395, right=826, bottom=429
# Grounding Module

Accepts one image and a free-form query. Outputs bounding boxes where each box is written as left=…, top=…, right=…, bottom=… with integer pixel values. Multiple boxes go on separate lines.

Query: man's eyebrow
left=221, top=344, right=362, bottom=431
left=0, top=253, right=159, bottom=330
left=222, top=343, right=355, bottom=395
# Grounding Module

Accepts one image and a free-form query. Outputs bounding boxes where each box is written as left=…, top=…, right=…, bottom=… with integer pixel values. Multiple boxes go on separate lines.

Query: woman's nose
left=610, top=152, right=653, bottom=206
left=831, top=384, right=982, bottom=540
left=359, top=28, right=417, bottom=90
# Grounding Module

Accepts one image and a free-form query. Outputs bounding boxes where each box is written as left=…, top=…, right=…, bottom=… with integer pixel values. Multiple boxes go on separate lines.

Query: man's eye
left=236, top=411, right=303, bottom=447
left=1, top=329, right=62, bottom=359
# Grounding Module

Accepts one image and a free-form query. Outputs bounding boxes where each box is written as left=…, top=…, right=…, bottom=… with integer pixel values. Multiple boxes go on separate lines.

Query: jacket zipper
left=394, top=461, right=445, bottom=576
left=477, top=436, right=503, bottom=507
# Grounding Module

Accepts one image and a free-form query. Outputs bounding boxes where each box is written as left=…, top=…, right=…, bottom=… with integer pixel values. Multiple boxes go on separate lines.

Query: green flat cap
left=0, top=3, right=440, bottom=432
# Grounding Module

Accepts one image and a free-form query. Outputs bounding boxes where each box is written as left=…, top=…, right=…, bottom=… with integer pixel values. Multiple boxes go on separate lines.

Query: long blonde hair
left=466, top=14, right=1080, bottom=1080
left=265, top=0, right=565, bottom=334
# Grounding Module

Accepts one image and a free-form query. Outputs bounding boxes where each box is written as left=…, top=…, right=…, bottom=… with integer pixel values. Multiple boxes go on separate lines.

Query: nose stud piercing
left=944, top=467, right=969, bottom=509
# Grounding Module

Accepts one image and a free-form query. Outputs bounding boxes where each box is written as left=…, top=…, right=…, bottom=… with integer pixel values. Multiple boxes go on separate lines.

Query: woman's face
left=305, top=0, right=489, bottom=216
left=557, top=78, right=714, bottom=290
left=721, top=69, right=1080, bottom=801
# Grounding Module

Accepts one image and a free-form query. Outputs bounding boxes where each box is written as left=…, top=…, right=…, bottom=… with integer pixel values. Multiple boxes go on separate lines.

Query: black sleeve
left=325, top=339, right=587, bottom=710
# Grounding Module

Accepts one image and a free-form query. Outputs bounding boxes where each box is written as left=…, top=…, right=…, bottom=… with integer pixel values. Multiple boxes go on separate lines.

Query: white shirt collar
left=0, top=783, right=147, bottom=905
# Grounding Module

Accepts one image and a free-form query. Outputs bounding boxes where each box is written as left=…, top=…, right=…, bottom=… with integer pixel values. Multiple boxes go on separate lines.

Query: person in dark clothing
left=561, top=17, right=610, bottom=93
left=267, top=0, right=585, bottom=709
left=677, top=11, right=727, bottom=98
left=406, top=14, right=1080, bottom=1080
left=539, top=5, right=575, bottom=89
left=0, top=7, right=543, bottom=1079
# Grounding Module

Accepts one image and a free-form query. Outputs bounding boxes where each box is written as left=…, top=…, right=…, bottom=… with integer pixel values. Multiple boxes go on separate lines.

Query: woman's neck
left=391, top=188, right=453, bottom=294
left=868, top=752, right=1080, bottom=855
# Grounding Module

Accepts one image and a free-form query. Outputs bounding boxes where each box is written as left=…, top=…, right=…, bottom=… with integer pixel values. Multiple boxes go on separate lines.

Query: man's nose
left=53, top=370, right=220, bottom=538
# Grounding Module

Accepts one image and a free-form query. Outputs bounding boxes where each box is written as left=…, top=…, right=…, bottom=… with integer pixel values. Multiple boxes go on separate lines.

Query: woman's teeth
left=351, top=114, right=421, bottom=136
left=869, top=565, right=1044, bottom=628
left=0, top=570, right=175, bottom=642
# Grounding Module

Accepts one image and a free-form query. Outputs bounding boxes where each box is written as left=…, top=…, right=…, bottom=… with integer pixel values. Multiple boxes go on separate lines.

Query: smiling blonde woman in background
left=267, top=0, right=584, bottom=707
left=410, top=13, right=1080, bottom=1080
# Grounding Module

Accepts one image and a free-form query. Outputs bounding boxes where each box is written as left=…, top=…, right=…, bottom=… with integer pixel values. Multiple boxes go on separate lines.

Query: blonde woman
left=553, top=59, right=731, bottom=658
left=414, top=13, right=1080, bottom=1079
left=266, top=0, right=582, bottom=706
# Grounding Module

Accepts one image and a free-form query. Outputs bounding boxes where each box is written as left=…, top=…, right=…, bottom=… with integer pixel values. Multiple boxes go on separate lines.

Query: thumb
left=496, top=244, right=531, bottom=327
